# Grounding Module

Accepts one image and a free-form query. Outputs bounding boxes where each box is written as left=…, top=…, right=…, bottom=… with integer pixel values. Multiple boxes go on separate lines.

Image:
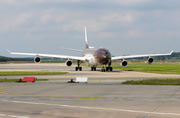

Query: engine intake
left=147, top=57, right=154, bottom=64
left=120, top=60, right=128, bottom=67
left=34, top=57, right=41, bottom=63
left=65, top=60, right=72, bottom=66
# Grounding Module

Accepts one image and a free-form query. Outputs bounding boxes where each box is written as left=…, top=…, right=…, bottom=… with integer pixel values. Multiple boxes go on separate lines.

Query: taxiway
left=0, top=63, right=180, bottom=118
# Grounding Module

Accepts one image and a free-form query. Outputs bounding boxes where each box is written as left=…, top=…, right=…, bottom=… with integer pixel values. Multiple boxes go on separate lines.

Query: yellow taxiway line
left=0, top=83, right=122, bottom=101
left=0, top=75, right=139, bottom=101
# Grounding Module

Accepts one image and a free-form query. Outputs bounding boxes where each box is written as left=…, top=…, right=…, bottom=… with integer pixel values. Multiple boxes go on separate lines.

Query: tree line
left=0, top=56, right=33, bottom=62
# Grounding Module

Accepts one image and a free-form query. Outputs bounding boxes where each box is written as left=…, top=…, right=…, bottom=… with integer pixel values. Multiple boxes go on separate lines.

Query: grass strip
left=0, top=71, right=68, bottom=76
left=111, top=62, right=180, bottom=74
left=0, top=79, right=49, bottom=82
left=122, top=78, right=180, bottom=85
left=82, top=62, right=180, bottom=74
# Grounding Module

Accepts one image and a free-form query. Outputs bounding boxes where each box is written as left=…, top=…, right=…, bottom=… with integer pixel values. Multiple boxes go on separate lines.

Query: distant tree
left=0, top=56, right=33, bottom=62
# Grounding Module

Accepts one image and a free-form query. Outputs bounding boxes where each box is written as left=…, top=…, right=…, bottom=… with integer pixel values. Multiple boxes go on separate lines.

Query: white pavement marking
left=8, top=115, right=29, bottom=118
left=0, top=114, right=6, bottom=116
left=2, top=100, right=180, bottom=116
left=0, top=114, right=28, bottom=118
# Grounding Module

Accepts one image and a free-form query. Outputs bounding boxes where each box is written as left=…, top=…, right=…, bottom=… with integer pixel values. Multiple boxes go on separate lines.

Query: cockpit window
left=100, top=52, right=108, bottom=55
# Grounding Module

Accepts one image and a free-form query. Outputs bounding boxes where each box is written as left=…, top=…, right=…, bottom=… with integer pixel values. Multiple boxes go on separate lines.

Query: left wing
left=6, top=49, right=87, bottom=61
left=112, top=50, right=173, bottom=61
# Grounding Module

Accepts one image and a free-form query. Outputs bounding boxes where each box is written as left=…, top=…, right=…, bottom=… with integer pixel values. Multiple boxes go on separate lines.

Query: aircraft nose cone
left=102, top=55, right=107, bottom=58
left=101, top=58, right=109, bottom=64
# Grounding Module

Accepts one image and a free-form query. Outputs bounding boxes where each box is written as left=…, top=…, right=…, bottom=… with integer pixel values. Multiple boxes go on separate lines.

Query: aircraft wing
left=6, top=49, right=86, bottom=61
left=111, top=50, right=173, bottom=61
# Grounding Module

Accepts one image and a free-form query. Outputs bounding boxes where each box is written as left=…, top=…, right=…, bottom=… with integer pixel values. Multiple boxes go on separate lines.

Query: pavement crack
left=143, top=101, right=165, bottom=118
left=143, top=86, right=180, bottom=118
left=169, top=86, right=180, bottom=98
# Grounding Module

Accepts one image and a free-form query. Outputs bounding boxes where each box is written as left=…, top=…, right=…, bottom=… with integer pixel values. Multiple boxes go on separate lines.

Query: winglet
left=85, top=27, right=89, bottom=48
left=6, top=49, right=11, bottom=54
left=170, top=50, right=173, bottom=55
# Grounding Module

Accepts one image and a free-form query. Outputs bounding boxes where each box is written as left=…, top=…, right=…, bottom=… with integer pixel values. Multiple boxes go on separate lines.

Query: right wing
left=7, top=49, right=87, bottom=61
left=111, top=50, right=173, bottom=61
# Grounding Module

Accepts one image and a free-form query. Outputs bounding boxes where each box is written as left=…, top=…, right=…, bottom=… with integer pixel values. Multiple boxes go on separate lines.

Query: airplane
left=7, top=27, right=173, bottom=72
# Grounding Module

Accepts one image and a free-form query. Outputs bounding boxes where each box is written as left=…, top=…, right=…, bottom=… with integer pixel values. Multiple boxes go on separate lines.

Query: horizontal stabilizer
left=61, top=47, right=83, bottom=52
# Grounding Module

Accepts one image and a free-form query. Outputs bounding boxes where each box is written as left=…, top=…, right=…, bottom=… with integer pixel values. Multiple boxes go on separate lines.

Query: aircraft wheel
left=94, top=67, right=96, bottom=71
left=79, top=67, right=82, bottom=71
left=91, top=67, right=93, bottom=71
left=101, top=69, right=103, bottom=72
left=101, top=69, right=105, bottom=72
left=110, top=67, right=113, bottom=71
left=106, top=67, right=109, bottom=71
left=75, top=67, right=78, bottom=71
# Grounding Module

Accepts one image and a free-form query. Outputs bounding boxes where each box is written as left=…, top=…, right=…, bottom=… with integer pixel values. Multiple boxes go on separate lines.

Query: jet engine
left=34, top=57, right=41, bottom=63
left=120, top=60, right=128, bottom=67
left=147, top=57, right=154, bottom=64
left=65, top=60, right=72, bottom=66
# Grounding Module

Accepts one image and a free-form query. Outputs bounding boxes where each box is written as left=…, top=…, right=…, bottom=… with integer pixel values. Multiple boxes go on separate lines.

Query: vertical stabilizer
left=85, top=27, right=89, bottom=48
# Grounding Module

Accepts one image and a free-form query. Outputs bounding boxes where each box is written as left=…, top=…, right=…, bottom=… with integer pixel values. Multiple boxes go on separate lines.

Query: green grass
left=122, top=78, right=180, bottom=85
left=0, top=71, right=68, bottom=76
left=111, top=62, right=180, bottom=74
left=0, top=79, right=49, bottom=82
left=82, top=62, right=180, bottom=74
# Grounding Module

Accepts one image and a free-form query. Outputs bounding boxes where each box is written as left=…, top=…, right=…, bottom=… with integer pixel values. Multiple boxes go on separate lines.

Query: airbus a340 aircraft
left=7, top=27, right=173, bottom=72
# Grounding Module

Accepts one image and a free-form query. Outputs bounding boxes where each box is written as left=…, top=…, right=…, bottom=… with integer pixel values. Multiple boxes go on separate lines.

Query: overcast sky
left=1, top=0, right=180, bottom=57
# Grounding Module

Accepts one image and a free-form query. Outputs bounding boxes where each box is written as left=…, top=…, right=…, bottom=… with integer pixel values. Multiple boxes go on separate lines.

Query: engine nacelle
left=120, top=60, right=128, bottom=67
left=147, top=57, right=154, bottom=64
left=34, top=57, right=41, bottom=63
left=65, top=60, right=72, bottom=66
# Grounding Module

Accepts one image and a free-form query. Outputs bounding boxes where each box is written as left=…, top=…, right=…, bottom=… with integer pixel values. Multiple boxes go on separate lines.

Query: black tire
left=106, top=67, right=109, bottom=71
left=110, top=67, right=113, bottom=71
left=103, top=69, right=106, bottom=72
left=75, top=67, right=78, bottom=71
left=79, top=67, right=82, bottom=71
left=94, top=67, right=96, bottom=71
left=91, top=67, right=93, bottom=71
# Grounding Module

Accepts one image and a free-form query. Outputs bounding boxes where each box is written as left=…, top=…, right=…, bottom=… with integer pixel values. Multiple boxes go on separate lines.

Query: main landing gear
left=106, top=61, right=113, bottom=71
left=91, top=66, right=96, bottom=71
left=75, top=60, right=82, bottom=71
left=106, top=67, right=113, bottom=71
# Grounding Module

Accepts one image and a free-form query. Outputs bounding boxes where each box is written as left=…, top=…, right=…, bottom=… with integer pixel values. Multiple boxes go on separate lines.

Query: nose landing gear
left=101, top=65, right=106, bottom=72
left=101, top=61, right=113, bottom=72
left=101, top=68, right=105, bottom=72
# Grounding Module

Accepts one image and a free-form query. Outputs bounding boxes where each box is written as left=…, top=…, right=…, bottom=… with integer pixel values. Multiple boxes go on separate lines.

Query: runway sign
left=23, top=77, right=35, bottom=82
left=76, top=77, right=88, bottom=83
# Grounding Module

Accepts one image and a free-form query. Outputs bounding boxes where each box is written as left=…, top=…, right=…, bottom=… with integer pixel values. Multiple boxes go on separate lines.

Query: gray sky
left=1, top=0, right=180, bottom=57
